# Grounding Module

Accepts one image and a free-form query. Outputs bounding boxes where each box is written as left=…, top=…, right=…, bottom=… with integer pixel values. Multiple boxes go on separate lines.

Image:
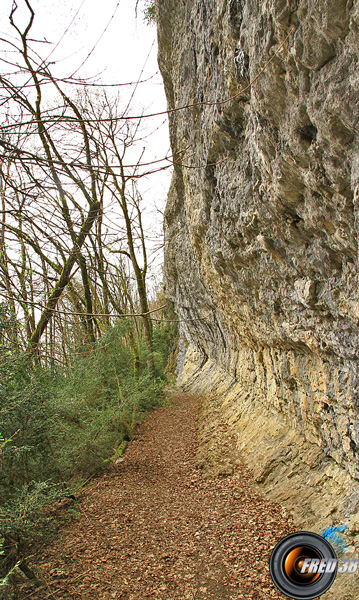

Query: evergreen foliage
left=0, top=304, right=177, bottom=578
left=141, top=0, right=156, bottom=25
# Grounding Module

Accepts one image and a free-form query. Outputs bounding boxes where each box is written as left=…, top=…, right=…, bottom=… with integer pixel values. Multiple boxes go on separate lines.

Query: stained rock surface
left=157, top=0, right=359, bottom=562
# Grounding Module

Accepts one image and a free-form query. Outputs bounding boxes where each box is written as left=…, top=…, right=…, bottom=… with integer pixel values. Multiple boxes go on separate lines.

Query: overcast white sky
left=0, top=0, right=172, bottom=271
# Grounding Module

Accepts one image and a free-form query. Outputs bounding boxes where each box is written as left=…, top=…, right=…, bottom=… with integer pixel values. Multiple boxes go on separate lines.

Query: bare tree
left=0, top=1, right=161, bottom=371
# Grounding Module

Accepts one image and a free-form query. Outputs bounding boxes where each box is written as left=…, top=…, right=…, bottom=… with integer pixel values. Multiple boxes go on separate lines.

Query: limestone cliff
left=157, top=0, right=359, bottom=564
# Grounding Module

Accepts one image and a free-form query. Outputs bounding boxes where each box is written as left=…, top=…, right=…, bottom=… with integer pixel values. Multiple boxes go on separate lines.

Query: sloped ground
left=19, top=391, right=296, bottom=600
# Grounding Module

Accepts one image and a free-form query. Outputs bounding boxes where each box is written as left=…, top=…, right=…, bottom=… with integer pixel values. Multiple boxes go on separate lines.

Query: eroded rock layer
left=157, top=0, right=359, bottom=541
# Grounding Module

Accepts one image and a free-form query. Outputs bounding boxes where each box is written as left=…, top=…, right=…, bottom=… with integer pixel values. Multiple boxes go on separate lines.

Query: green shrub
left=142, top=1, right=156, bottom=25
left=1, top=480, right=65, bottom=547
left=0, top=309, right=177, bottom=574
left=152, top=301, right=178, bottom=378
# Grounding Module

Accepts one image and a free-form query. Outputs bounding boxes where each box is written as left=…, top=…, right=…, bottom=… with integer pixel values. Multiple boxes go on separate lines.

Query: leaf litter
left=18, top=391, right=301, bottom=600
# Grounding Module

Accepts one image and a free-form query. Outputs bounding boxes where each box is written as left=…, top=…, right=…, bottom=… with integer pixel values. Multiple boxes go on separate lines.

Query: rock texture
left=157, top=0, right=359, bottom=560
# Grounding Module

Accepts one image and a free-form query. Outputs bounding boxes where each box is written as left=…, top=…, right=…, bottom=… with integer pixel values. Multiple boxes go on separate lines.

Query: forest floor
left=18, top=390, right=296, bottom=600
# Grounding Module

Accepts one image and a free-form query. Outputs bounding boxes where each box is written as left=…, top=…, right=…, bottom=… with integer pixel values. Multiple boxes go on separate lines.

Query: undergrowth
left=0, top=308, right=177, bottom=584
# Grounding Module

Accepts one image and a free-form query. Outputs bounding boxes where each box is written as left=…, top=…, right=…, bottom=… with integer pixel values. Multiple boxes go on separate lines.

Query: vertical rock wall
left=157, top=0, right=359, bottom=535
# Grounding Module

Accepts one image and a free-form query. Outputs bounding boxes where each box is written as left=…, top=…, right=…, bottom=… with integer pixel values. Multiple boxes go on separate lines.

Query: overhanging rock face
left=157, top=0, right=359, bottom=544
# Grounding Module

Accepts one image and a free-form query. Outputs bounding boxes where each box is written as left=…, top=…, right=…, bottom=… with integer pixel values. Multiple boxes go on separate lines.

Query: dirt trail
left=21, top=391, right=295, bottom=600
